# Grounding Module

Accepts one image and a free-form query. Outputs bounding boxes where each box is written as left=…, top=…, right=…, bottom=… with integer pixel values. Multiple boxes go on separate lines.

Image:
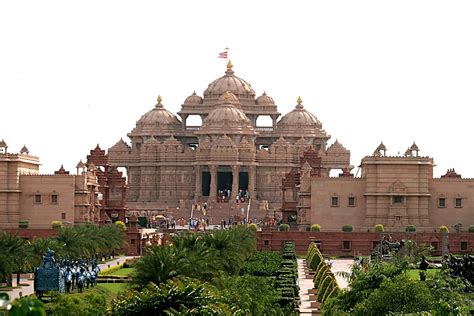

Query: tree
left=0, top=232, right=32, bottom=287
left=111, top=278, right=229, bottom=316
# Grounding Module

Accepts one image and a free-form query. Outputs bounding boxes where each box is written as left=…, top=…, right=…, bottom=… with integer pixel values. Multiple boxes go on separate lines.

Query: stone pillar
left=271, top=115, right=277, bottom=129
left=248, top=165, right=256, bottom=200
left=194, top=165, right=202, bottom=198
left=209, top=165, right=217, bottom=199
left=232, top=165, right=239, bottom=198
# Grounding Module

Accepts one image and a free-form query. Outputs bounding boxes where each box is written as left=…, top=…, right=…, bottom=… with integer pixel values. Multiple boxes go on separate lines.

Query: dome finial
left=157, top=95, right=162, bottom=103
left=297, top=96, right=302, bottom=104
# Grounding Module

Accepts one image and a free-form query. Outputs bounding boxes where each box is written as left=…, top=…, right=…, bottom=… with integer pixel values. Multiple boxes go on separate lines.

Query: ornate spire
left=296, top=96, right=303, bottom=109
left=54, top=164, right=70, bottom=175
left=225, top=60, right=234, bottom=75
left=156, top=95, right=163, bottom=108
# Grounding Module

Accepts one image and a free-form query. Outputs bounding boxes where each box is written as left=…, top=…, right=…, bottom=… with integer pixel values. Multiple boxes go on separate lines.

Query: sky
left=1, top=1, right=473, bottom=178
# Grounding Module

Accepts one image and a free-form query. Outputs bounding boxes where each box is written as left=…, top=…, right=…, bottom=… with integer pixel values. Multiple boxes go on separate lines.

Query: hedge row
left=276, top=241, right=299, bottom=310
left=306, top=242, right=340, bottom=304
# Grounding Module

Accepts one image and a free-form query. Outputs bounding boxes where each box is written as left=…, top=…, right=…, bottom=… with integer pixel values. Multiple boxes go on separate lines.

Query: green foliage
left=469, top=225, right=474, bottom=233
left=439, top=225, right=449, bottom=233
left=306, top=242, right=323, bottom=271
left=0, top=232, right=32, bottom=280
left=314, top=263, right=329, bottom=288
left=311, top=224, right=321, bottom=232
left=212, top=274, right=286, bottom=315
left=110, top=278, right=229, bottom=316
left=51, top=221, right=63, bottom=229
left=427, top=269, right=469, bottom=314
left=406, top=224, right=416, bottom=232
left=248, top=223, right=258, bottom=232
left=242, top=251, right=282, bottom=276
left=352, top=273, right=434, bottom=315
left=9, top=296, right=46, bottom=316
left=18, top=220, right=29, bottom=229
left=342, top=224, right=353, bottom=232
left=45, top=286, right=112, bottom=315
left=278, top=223, right=290, bottom=231
left=115, top=221, right=126, bottom=231
left=317, top=275, right=335, bottom=302
left=374, top=224, right=384, bottom=233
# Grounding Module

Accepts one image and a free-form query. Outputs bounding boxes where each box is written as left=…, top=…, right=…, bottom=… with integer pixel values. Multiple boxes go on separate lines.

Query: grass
left=102, top=267, right=135, bottom=277
left=98, top=283, right=129, bottom=294
left=406, top=268, right=439, bottom=280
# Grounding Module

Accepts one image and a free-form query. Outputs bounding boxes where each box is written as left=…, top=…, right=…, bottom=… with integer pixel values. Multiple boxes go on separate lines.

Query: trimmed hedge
left=406, top=224, right=416, bottom=232
left=439, top=225, right=449, bottom=233
left=278, top=224, right=290, bottom=231
left=342, top=224, right=353, bottom=232
left=374, top=224, right=384, bottom=233
left=310, top=224, right=321, bottom=232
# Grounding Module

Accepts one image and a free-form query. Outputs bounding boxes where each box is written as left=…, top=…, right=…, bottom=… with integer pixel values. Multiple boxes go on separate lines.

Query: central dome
left=198, top=92, right=255, bottom=135
left=203, top=60, right=256, bottom=98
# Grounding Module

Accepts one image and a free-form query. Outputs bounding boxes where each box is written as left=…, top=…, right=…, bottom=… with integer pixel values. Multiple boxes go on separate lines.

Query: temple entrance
left=202, top=171, right=210, bottom=196
left=217, top=172, right=233, bottom=191
left=239, top=172, right=248, bottom=190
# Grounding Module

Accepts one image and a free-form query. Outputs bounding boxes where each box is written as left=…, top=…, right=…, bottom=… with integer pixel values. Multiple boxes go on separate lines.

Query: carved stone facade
left=286, top=142, right=474, bottom=232
left=107, top=62, right=351, bottom=219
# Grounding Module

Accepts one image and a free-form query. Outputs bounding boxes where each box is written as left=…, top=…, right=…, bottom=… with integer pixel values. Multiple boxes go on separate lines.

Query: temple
left=107, top=61, right=351, bottom=222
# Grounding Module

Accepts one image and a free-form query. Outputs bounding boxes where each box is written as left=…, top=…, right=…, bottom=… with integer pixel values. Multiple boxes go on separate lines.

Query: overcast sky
left=1, top=1, right=473, bottom=177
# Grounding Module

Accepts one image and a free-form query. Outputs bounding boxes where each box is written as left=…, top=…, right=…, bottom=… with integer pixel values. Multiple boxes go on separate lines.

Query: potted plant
left=374, top=224, right=384, bottom=233
left=19, top=220, right=28, bottom=229
left=310, top=224, right=321, bottom=232
left=439, top=225, right=449, bottom=233
left=342, top=224, right=353, bottom=232
left=406, top=224, right=416, bottom=232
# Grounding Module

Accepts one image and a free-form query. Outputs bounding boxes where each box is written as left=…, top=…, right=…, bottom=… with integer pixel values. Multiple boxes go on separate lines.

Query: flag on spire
left=218, top=51, right=228, bottom=59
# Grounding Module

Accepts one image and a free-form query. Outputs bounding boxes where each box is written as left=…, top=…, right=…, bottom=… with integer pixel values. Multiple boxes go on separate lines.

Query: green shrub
left=439, top=225, right=449, bottom=233
left=313, top=264, right=329, bottom=289
left=242, top=251, right=282, bottom=276
left=317, top=275, right=333, bottom=302
left=374, top=224, right=384, bottom=233
left=248, top=223, right=258, bottom=232
left=342, top=224, right=353, bottom=232
left=19, top=220, right=28, bottom=228
left=51, top=220, right=63, bottom=229
left=468, top=225, right=474, bottom=233
left=311, top=224, right=321, bottom=232
left=406, top=224, right=416, bottom=232
left=278, top=224, right=290, bottom=232
left=115, top=220, right=126, bottom=231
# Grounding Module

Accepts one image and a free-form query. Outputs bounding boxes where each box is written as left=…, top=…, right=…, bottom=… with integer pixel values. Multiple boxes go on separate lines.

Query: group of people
left=216, top=189, right=250, bottom=203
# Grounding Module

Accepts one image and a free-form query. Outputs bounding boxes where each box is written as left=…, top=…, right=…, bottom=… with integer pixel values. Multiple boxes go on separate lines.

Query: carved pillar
left=248, top=165, right=256, bottom=200
left=194, top=165, right=202, bottom=198
left=271, top=115, right=277, bottom=129
left=209, top=165, right=217, bottom=199
left=232, top=165, right=239, bottom=198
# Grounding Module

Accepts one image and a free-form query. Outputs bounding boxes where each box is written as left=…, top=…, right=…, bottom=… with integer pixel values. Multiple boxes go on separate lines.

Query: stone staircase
left=297, top=258, right=322, bottom=315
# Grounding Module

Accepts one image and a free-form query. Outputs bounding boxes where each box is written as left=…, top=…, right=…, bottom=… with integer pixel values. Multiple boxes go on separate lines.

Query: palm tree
left=0, top=233, right=31, bottom=287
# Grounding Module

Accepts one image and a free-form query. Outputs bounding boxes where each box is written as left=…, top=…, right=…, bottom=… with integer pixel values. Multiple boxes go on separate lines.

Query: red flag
left=218, top=51, right=228, bottom=58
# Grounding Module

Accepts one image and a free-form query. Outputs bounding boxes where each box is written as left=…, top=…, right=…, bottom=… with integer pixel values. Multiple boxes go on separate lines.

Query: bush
left=248, top=223, right=258, bottom=232
left=342, top=224, right=353, bottom=232
left=278, top=224, right=290, bottom=232
left=311, top=224, right=321, bottom=232
left=374, top=224, right=384, bottom=233
left=468, top=225, right=474, bottom=233
left=18, top=220, right=28, bottom=228
left=51, top=220, right=63, bottom=229
left=115, top=220, right=126, bottom=231
left=439, top=225, right=449, bottom=233
left=406, top=224, right=416, bottom=232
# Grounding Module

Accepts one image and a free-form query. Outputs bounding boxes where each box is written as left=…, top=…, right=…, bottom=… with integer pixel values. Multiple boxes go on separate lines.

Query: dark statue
left=371, top=234, right=405, bottom=260
left=34, top=249, right=101, bottom=297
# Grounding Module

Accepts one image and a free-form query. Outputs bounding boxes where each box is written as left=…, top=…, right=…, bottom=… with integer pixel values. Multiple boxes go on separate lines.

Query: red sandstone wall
left=257, top=230, right=474, bottom=256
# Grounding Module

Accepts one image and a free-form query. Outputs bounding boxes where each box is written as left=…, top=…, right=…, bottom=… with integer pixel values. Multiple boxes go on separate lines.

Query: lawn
left=98, top=283, right=129, bottom=294
left=102, top=267, right=135, bottom=277
left=407, top=268, right=439, bottom=280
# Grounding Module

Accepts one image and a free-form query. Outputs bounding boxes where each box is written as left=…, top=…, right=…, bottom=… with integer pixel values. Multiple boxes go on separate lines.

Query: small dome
left=204, top=60, right=256, bottom=98
left=184, top=91, right=203, bottom=105
left=256, top=91, right=275, bottom=105
left=198, top=100, right=255, bottom=135
left=132, top=96, right=182, bottom=135
left=277, top=97, right=322, bottom=129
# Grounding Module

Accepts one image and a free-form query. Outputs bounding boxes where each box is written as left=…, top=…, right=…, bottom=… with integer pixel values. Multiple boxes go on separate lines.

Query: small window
left=395, top=215, right=401, bottom=221
left=460, top=241, right=468, bottom=251
left=331, top=197, right=339, bottom=207
left=130, top=239, right=135, bottom=245
left=438, top=198, right=446, bottom=208
left=431, top=242, right=439, bottom=250
left=455, top=198, right=462, bottom=208
left=264, top=240, right=270, bottom=246
left=51, top=194, right=58, bottom=204
left=61, top=212, right=66, bottom=220
left=343, top=240, right=351, bottom=250
left=34, top=194, right=42, bottom=204
left=392, top=196, right=403, bottom=204
left=348, top=197, right=356, bottom=207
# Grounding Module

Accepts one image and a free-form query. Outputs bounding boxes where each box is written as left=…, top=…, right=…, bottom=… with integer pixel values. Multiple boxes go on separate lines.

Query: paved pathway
left=297, top=258, right=317, bottom=315
left=1, top=255, right=137, bottom=302
left=330, top=259, right=353, bottom=289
